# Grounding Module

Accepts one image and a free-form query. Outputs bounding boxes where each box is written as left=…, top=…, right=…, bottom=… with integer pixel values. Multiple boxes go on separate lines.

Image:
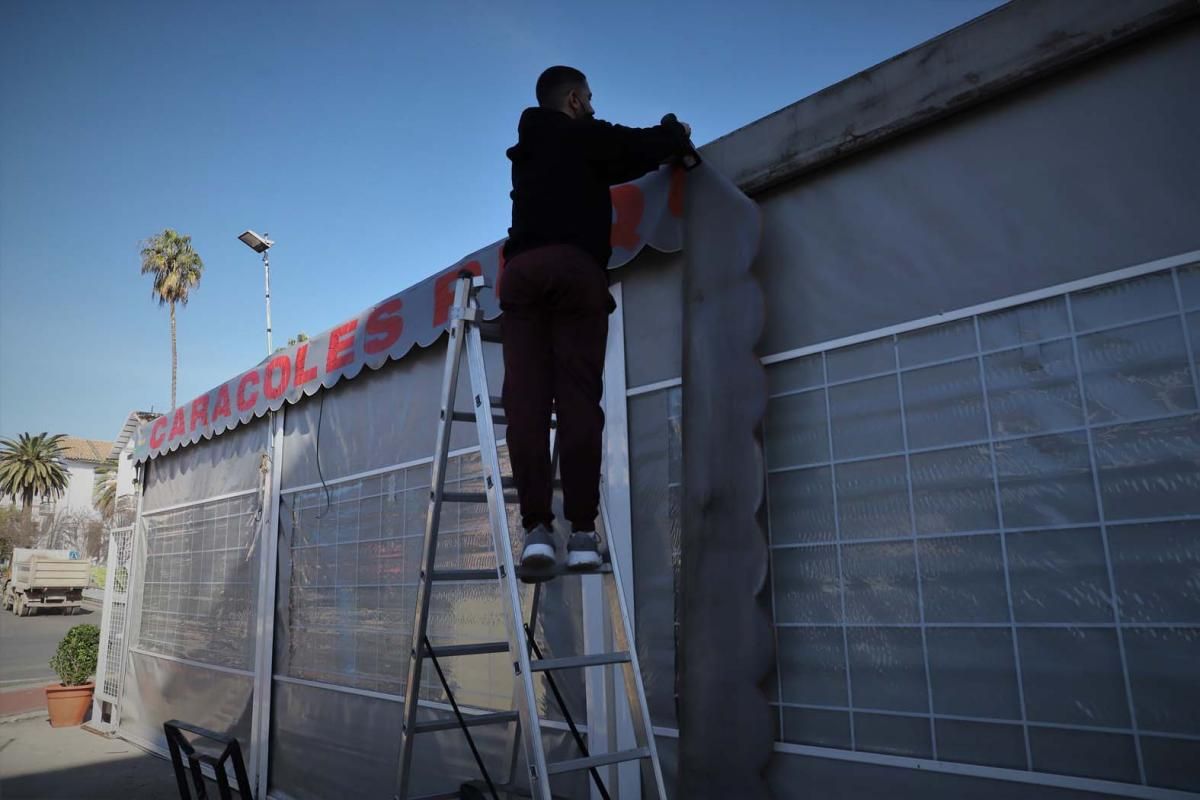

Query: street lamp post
left=237, top=230, right=275, bottom=355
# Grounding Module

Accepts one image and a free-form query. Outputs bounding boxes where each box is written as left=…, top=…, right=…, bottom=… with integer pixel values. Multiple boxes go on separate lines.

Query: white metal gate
left=93, top=524, right=135, bottom=728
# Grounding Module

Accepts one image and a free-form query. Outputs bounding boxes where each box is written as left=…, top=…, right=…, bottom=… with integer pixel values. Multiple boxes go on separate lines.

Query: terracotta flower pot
left=45, top=682, right=94, bottom=728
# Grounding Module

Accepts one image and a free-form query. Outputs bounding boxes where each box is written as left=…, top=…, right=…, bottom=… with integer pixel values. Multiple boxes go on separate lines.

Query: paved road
left=0, top=603, right=104, bottom=688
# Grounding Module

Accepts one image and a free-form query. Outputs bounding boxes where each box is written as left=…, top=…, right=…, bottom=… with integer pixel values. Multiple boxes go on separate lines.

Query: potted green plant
left=45, top=623, right=99, bottom=727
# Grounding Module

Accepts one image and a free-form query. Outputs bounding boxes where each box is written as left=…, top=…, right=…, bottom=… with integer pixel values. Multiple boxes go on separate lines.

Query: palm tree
left=140, top=229, right=204, bottom=408
left=0, top=433, right=70, bottom=521
left=93, top=459, right=118, bottom=521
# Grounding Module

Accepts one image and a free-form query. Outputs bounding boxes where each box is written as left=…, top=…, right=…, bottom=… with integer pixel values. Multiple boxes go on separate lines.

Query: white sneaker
left=521, top=524, right=556, bottom=569
left=566, top=531, right=602, bottom=570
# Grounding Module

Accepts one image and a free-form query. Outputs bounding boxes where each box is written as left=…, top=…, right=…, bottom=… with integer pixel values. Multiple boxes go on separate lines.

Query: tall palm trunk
left=170, top=300, right=178, bottom=409
left=21, top=486, right=33, bottom=523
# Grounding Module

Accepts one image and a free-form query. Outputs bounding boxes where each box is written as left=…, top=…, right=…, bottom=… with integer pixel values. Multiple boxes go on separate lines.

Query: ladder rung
left=547, top=747, right=651, bottom=775
left=500, top=476, right=561, bottom=490
left=517, top=561, right=612, bottom=583
left=451, top=410, right=508, bottom=426
left=430, top=568, right=498, bottom=582
left=486, top=395, right=558, bottom=420
left=429, top=568, right=499, bottom=582
left=425, top=641, right=510, bottom=657
left=448, top=410, right=557, bottom=430
left=412, top=710, right=518, bottom=734
left=531, top=651, right=630, bottom=672
left=441, top=491, right=518, bottom=504
left=477, top=320, right=503, bottom=343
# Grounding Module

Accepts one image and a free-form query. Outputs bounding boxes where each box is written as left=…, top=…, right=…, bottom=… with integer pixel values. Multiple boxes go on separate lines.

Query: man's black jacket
left=504, top=107, right=690, bottom=269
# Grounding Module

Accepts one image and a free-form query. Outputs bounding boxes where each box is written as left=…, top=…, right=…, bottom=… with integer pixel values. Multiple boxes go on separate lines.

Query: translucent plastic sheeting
left=121, top=418, right=267, bottom=759
left=119, top=650, right=253, bottom=759
left=138, top=493, right=262, bottom=671
left=267, top=679, right=592, bottom=800
left=279, top=330, right=505, bottom=492
left=271, top=417, right=596, bottom=796
left=765, top=748, right=1112, bottom=800
left=763, top=265, right=1200, bottom=792
left=142, top=419, right=269, bottom=512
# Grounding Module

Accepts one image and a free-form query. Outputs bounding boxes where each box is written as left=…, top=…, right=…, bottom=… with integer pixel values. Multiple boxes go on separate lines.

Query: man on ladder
left=501, top=66, right=693, bottom=572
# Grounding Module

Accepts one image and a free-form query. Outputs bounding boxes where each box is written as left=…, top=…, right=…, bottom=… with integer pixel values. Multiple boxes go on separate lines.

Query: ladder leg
left=501, top=578, right=542, bottom=791
left=526, top=623, right=612, bottom=800
left=424, top=637, right=501, bottom=800
left=464, top=297, right=554, bottom=800
left=396, top=277, right=472, bottom=800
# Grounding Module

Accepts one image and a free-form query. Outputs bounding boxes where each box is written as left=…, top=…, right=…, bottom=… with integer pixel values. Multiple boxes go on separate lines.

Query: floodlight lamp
left=238, top=230, right=274, bottom=253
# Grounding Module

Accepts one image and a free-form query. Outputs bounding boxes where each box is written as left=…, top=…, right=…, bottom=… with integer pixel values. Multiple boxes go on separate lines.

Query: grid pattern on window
left=278, top=448, right=588, bottom=719
left=765, top=265, right=1200, bottom=792
left=98, top=526, right=134, bottom=703
left=138, top=494, right=261, bottom=671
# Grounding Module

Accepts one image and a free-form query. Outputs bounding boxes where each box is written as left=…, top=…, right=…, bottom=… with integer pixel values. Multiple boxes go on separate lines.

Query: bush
left=49, top=624, right=100, bottom=686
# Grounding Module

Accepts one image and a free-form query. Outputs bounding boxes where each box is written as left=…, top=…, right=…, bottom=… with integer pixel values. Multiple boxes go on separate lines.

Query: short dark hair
left=536, top=66, right=586, bottom=108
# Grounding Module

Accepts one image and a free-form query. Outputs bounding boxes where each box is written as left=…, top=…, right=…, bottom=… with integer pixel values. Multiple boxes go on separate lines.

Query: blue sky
left=0, top=0, right=1003, bottom=442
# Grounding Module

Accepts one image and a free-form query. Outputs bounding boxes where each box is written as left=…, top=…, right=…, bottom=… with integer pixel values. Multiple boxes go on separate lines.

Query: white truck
left=2, top=548, right=91, bottom=617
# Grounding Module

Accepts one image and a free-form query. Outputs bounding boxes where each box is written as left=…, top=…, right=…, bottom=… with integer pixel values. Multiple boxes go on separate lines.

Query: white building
left=0, top=436, right=113, bottom=552
left=109, top=411, right=156, bottom=524
left=0, top=437, right=111, bottom=518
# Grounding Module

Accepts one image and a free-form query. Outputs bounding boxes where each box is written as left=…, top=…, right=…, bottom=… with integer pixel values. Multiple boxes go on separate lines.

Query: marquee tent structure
left=96, top=2, right=1200, bottom=797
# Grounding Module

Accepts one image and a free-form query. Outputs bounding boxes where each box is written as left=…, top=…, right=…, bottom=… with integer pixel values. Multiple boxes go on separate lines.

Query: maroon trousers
left=499, top=244, right=613, bottom=532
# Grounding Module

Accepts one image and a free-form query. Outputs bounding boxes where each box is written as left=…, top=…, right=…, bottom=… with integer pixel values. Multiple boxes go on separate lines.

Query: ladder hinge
left=513, top=661, right=521, bottom=676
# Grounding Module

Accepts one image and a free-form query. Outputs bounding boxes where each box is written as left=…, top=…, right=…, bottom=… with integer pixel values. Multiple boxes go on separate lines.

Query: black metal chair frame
left=163, top=719, right=253, bottom=800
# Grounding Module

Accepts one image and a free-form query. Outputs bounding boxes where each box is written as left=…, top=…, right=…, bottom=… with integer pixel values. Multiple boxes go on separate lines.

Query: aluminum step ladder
left=395, top=274, right=667, bottom=800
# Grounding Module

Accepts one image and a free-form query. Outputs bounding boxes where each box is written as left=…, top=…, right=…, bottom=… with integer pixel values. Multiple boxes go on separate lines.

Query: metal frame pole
left=263, top=249, right=273, bottom=355
left=600, top=282, right=641, bottom=799
left=112, top=462, right=148, bottom=733
left=461, top=277, right=552, bottom=799
left=251, top=408, right=286, bottom=799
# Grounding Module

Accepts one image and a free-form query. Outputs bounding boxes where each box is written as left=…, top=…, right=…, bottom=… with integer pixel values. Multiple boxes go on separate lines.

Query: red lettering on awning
left=669, top=167, right=686, bottom=218
left=237, top=372, right=260, bottom=412
left=326, top=320, right=359, bottom=372
left=212, top=385, right=232, bottom=422
left=168, top=407, right=186, bottom=439
left=365, top=299, right=404, bottom=355
left=264, top=355, right=291, bottom=400
left=610, top=184, right=644, bottom=250
left=294, top=343, right=318, bottom=386
left=150, top=417, right=168, bottom=449
left=190, top=395, right=209, bottom=431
